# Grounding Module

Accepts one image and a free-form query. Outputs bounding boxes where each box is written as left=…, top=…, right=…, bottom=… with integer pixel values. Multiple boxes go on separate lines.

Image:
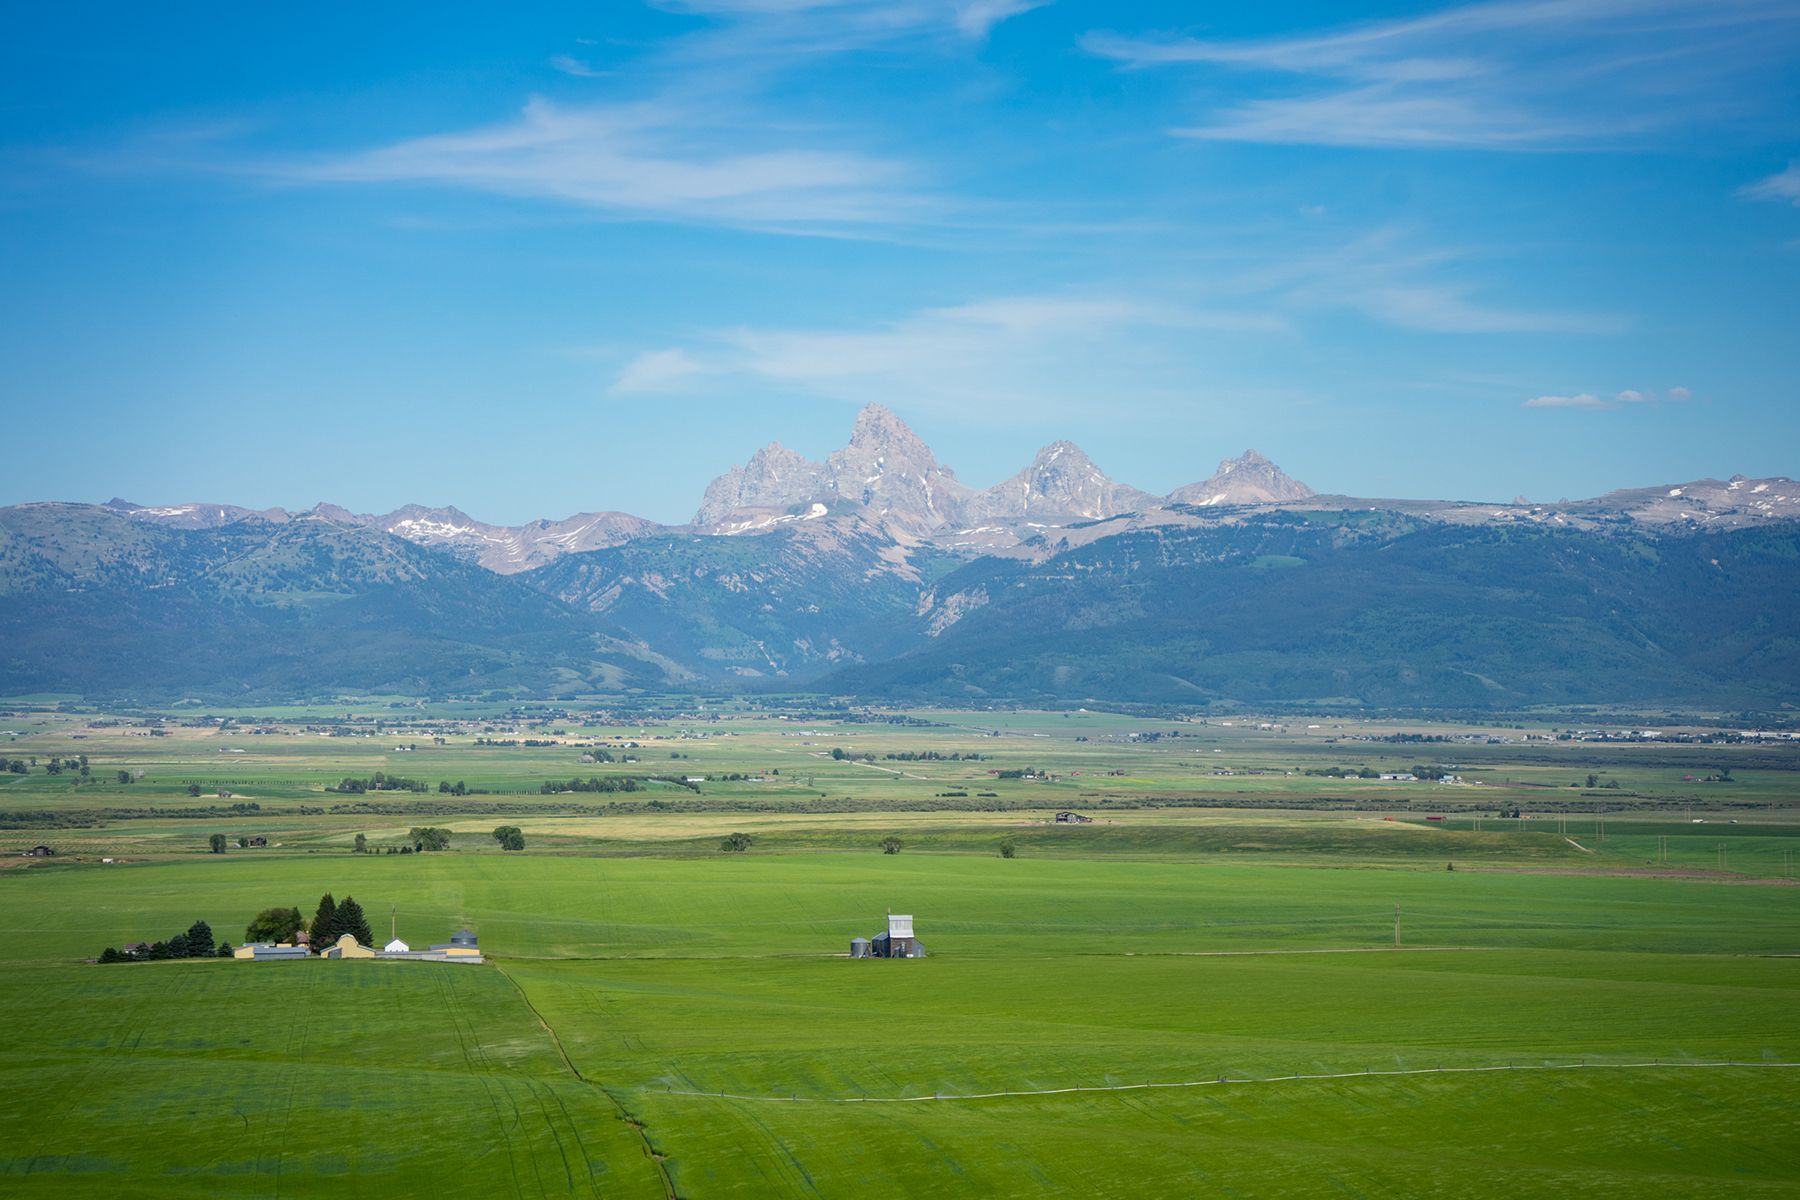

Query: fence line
left=650, top=1059, right=1800, bottom=1105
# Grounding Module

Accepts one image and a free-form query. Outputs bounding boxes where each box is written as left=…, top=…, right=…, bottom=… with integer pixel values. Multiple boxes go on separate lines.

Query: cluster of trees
left=719, top=832, right=752, bottom=852
left=881, top=837, right=903, bottom=855
left=999, top=839, right=1017, bottom=859
left=437, top=781, right=474, bottom=795
left=1, top=758, right=30, bottom=774
left=492, top=825, right=525, bottom=851
left=884, top=751, right=987, bottom=762
left=44, top=755, right=88, bottom=777
left=246, top=906, right=303, bottom=943
left=828, top=747, right=875, bottom=761
left=475, top=737, right=559, bottom=747
left=410, top=827, right=452, bottom=851
left=329, top=773, right=429, bottom=794
left=539, top=774, right=708, bottom=795
left=994, top=767, right=1045, bottom=780
left=99, top=920, right=226, bottom=963
left=308, top=892, right=373, bottom=949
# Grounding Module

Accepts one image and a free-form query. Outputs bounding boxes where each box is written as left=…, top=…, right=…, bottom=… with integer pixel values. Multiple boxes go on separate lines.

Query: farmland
left=1, top=703, right=1798, bottom=1196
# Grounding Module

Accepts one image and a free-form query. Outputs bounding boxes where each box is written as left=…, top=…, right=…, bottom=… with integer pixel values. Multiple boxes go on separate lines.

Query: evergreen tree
left=184, top=920, right=215, bottom=958
left=310, top=893, right=338, bottom=953
left=335, top=896, right=373, bottom=947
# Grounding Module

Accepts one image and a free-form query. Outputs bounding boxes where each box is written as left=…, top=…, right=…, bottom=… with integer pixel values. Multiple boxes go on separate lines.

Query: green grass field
left=1, top=705, right=1798, bottom=1196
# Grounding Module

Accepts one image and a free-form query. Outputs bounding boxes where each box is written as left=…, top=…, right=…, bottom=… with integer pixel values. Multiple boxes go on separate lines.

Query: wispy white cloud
left=610, top=291, right=1283, bottom=413
left=954, top=0, right=1049, bottom=39
left=655, top=0, right=1046, bottom=56
left=228, top=1, right=1053, bottom=236
left=1085, top=0, right=1800, bottom=149
left=272, top=96, right=926, bottom=233
left=1524, top=386, right=1687, bottom=410
left=549, top=54, right=607, bottom=79
left=1740, top=161, right=1800, bottom=205
left=1250, top=229, right=1625, bottom=334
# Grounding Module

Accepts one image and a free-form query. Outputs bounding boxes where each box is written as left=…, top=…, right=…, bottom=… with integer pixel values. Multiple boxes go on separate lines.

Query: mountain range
left=7, top=404, right=1799, bottom=709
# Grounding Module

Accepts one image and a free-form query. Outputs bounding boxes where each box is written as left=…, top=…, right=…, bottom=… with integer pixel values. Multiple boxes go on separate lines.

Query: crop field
left=1, top=704, right=1798, bottom=1196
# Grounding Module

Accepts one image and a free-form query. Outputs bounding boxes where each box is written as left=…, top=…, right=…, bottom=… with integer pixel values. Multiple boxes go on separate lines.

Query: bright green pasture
left=0, top=961, right=666, bottom=1198
left=7, top=852, right=1800, bottom=964
left=512, top=950, right=1800, bottom=1098
left=4, top=848, right=1800, bottom=1195
left=629, top=1068, right=1800, bottom=1198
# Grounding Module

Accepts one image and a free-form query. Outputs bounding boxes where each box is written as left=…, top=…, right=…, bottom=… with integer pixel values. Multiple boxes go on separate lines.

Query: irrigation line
left=650, top=1060, right=1800, bottom=1106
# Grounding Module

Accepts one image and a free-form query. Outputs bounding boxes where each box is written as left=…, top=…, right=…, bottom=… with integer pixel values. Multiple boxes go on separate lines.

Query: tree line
left=99, top=920, right=226, bottom=962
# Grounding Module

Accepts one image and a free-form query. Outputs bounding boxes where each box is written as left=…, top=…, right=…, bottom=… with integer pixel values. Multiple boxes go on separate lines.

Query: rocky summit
left=1167, top=450, right=1316, bottom=507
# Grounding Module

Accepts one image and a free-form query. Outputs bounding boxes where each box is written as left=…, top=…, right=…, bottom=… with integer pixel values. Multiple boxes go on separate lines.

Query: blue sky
left=3, top=0, right=1797, bottom=524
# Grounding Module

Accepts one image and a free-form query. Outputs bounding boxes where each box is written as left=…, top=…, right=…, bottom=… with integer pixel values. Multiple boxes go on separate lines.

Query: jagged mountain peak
left=847, top=403, right=925, bottom=451
left=1168, top=450, right=1314, bottom=507
left=1215, top=449, right=1275, bottom=475
left=694, top=404, right=970, bottom=533
left=964, top=440, right=1155, bottom=524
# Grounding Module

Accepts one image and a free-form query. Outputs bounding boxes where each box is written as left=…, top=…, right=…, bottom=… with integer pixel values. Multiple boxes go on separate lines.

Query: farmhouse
left=1054, top=812, right=1092, bottom=824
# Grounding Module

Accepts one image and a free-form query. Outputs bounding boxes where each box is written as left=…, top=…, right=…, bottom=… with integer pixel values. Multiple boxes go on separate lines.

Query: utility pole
left=1393, top=903, right=1401, bottom=948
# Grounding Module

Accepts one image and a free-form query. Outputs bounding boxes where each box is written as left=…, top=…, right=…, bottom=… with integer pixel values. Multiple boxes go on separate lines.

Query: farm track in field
left=493, top=961, right=678, bottom=1200
left=651, top=1059, right=1800, bottom=1105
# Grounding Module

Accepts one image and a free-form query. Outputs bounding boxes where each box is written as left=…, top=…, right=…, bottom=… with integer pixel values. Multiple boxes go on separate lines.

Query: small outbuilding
left=427, top=929, right=482, bottom=959
left=1054, top=812, right=1092, bottom=824
left=850, top=937, right=872, bottom=958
